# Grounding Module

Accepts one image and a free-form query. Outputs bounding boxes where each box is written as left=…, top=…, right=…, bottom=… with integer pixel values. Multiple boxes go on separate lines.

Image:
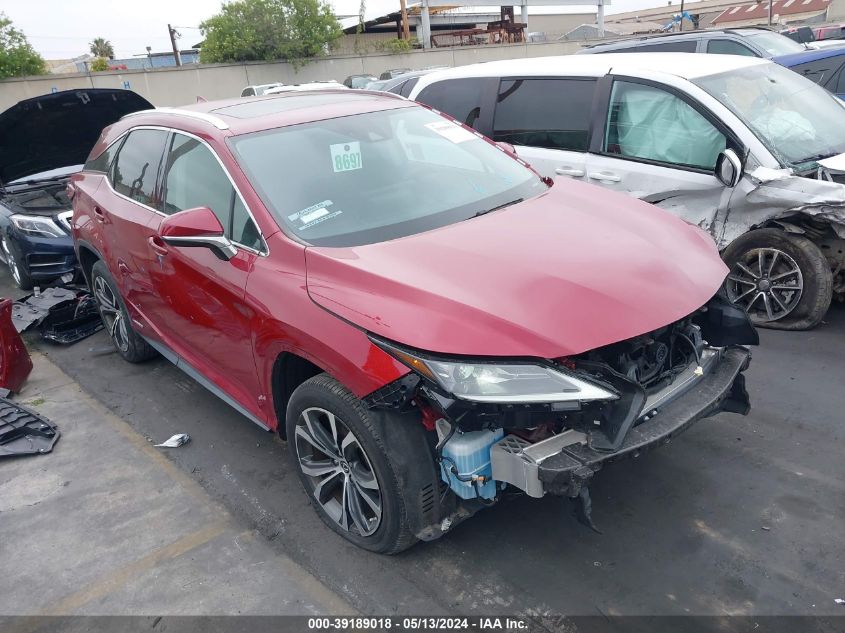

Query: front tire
left=1, top=235, right=34, bottom=290
left=722, top=228, right=833, bottom=330
left=90, top=260, right=157, bottom=363
left=286, top=374, right=417, bottom=554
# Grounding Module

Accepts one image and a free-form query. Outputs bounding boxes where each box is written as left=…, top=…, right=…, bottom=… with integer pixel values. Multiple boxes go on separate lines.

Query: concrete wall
left=0, top=40, right=585, bottom=111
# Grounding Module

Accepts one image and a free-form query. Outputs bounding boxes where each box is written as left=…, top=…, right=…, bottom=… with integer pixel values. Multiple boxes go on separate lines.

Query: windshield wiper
left=472, top=198, right=523, bottom=218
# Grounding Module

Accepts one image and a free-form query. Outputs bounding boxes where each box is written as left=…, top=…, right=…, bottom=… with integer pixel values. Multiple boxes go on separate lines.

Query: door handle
left=555, top=167, right=585, bottom=177
left=92, top=206, right=105, bottom=221
left=588, top=171, right=622, bottom=183
left=148, top=236, right=169, bottom=256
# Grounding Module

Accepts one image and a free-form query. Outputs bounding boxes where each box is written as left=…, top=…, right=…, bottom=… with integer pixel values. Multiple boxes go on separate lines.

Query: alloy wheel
left=726, top=247, right=803, bottom=322
left=1, top=237, right=22, bottom=286
left=93, top=276, right=130, bottom=353
left=294, top=407, right=382, bottom=536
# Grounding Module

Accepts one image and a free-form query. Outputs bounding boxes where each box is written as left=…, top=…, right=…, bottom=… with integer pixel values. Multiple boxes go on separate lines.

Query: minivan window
left=163, top=133, right=262, bottom=250
left=415, top=78, right=487, bottom=129
left=493, top=78, right=596, bottom=151
left=789, top=57, right=842, bottom=85
left=111, top=129, right=168, bottom=208
left=625, top=40, right=698, bottom=53
left=604, top=81, right=726, bottom=170
left=694, top=62, right=845, bottom=168
left=707, top=39, right=757, bottom=56
left=230, top=106, right=545, bottom=247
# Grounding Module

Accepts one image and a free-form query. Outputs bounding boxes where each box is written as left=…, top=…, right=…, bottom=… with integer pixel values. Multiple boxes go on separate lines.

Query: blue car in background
left=774, top=47, right=845, bottom=99
left=0, top=89, right=152, bottom=289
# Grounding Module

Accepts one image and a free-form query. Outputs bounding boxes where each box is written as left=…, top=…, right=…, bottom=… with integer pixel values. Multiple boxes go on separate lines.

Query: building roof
left=712, top=0, right=830, bottom=24
left=607, top=0, right=749, bottom=23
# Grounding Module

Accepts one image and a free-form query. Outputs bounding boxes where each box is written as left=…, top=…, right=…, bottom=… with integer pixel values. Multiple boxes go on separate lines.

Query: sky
left=2, top=0, right=678, bottom=60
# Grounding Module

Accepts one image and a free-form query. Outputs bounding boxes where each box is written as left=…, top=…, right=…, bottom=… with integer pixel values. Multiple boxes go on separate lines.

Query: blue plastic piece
left=439, top=426, right=504, bottom=500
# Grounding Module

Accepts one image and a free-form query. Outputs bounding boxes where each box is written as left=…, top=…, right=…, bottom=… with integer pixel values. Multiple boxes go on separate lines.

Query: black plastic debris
left=11, top=286, right=103, bottom=344
left=0, top=397, right=60, bottom=458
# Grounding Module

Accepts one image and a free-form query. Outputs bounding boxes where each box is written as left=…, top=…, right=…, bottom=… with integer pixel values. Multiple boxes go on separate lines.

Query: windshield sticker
left=288, top=200, right=333, bottom=223
left=330, top=142, right=363, bottom=172
left=301, top=210, right=343, bottom=231
left=425, top=121, right=476, bottom=144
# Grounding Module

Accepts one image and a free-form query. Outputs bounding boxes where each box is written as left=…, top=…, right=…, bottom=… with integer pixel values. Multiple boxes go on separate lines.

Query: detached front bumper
left=491, top=346, right=751, bottom=498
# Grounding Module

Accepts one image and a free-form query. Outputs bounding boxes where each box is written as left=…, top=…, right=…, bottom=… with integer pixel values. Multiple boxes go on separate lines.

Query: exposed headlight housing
left=10, top=214, right=65, bottom=238
left=372, top=337, right=617, bottom=404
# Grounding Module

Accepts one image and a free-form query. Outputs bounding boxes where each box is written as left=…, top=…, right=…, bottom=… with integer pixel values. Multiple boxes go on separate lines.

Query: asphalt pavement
left=1, top=271, right=843, bottom=617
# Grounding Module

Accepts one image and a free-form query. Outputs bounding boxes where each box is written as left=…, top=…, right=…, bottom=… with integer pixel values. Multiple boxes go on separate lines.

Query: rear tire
left=722, top=228, right=832, bottom=330
left=90, top=260, right=157, bottom=363
left=286, top=373, right=418, bottom=554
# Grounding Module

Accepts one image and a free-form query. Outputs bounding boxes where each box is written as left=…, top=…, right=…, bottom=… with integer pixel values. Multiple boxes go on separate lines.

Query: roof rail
left=121, top=107, right=230, bottom=130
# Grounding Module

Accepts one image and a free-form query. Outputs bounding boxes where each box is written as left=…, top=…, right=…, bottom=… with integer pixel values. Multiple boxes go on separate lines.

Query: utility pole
left=168, top=24, right=182, bottom=67
left=400, top=0, right=410, bottom=40
left=679, top=0, right=684, bottom=31
left=768, top=0, right=773, bottom=25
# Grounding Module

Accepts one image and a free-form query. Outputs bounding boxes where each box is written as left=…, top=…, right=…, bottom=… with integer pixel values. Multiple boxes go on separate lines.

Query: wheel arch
left=271, top=351, right=324, bottom=439
left=76, top=240, right=102, bottom=289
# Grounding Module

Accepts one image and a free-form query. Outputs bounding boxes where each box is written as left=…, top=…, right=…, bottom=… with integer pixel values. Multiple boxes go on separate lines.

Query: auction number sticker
left=331, top=141, right=363, bottom=172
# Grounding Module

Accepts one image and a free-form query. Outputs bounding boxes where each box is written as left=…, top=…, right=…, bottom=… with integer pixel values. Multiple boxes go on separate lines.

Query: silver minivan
left=409, top=53, right=845, bottom=330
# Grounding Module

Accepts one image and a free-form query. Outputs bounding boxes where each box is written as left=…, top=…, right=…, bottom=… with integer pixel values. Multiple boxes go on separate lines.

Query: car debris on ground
left=154, top=433, right=191, bottom=448
left=0, top=396, right=59, bottom=457
left=11, top=286, right=102, bottom=344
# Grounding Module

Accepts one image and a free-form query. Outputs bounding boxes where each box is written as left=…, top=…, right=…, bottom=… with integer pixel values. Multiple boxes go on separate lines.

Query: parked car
left=366, top=70, right=437, bottom=97
left=781, top=26, right=815, bottom=44
left=265, top=81, right=347, bottom=94
left=0, top=88, right=153, bottom=289
left=240, top=83, right=284, bottom=97
left=775, top=46, right=845, bottom=98
left=814, top=24, right=845, bottom=41
left=409, top=53, right=845, bottom=329
left=72, top=90, right=755, bottom=552
left=379, top=68, right=411, bottom=80
left=343, top=74, right=378, bottom=88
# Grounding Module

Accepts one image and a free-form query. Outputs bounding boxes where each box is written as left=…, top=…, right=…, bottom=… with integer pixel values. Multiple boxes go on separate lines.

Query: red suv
left=72, top=91, right=757, bottom=553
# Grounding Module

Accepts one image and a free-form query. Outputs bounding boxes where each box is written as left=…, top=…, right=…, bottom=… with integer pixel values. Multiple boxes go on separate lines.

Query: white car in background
left=240, top=83, right=285, bottom=97
left=409, top=53, right=845, bottom=330
left=265, top=81, right=347, bottom=94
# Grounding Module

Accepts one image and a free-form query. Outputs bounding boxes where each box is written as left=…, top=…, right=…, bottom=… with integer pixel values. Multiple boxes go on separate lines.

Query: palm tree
left=89, top=37, right=114, bottom=59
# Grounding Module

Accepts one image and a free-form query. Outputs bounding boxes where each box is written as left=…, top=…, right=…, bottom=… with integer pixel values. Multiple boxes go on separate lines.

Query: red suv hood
left=305, top=180, right=728, bottom=358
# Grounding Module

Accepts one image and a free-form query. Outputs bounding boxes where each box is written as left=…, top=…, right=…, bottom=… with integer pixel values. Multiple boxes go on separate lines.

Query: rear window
left=492, top=78, right=596, bottom=151
left=415, top=78, right=487, bottom=129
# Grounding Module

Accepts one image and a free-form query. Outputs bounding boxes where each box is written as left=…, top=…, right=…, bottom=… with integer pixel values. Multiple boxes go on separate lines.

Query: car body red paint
left=72, top=91, right=728, bottom=428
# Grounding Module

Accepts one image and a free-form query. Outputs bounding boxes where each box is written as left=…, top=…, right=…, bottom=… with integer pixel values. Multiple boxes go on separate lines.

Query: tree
left=89, top=37, right=114, bottom=59
left=90, top=57, right=109, bottom=72
left=199, top=0, right=342, bottom=67
left=0, top=13, right=45, bottom=79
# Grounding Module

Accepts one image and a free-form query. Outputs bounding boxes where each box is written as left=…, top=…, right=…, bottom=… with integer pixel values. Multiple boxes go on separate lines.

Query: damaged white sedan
left=409, top=53, right=845, bottom=329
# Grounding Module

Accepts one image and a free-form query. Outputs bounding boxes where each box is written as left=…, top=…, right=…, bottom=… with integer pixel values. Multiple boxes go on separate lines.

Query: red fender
left=0, top=298, right=32, bottom=393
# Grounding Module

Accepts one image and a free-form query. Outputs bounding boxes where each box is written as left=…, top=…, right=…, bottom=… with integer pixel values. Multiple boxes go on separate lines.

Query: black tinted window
left=707, top=39, right=757, bottom=56
left=791, top=58, right=843, bottom=86
left=493, top=78, right=595, bottom=151
left=111, top=129, right=167, bottom=208
left=398, top=77, right=420, bottom=97
left=415, top=78, right=486, bottom=129
left=625, top=40, right=698, bottom=53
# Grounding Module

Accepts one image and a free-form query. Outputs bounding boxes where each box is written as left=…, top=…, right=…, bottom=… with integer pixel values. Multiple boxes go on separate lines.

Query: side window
left=707, top=39, right=757, bottom=56
left=111, top=129, right=168, bottom=208
left=398, top=76, right=420, bottom=97
left=162, top=133, right=263, bottom=250
left=493, top=78, right=595, bottom=151
left=791, top=58, right=838, bottom=86
left=625, top=40, right=698, bottom=53
left=835, top=65, right=845, bottom=94
left=241, top=87, right=254, bottom=97
left=415, top=78, right=486, bottom=129
left=604, top=81, right=726, bottom=171
left=84, top=139, right=121, bottom=173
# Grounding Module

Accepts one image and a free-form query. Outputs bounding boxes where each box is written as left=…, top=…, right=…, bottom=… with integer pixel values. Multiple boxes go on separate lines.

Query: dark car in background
left=0, top=89, right=153, bottom=289
left=378, top=68, right=411, bottom=80
left=367, top=70, right=438, bottom=97
left=776, top=46, right=845, bottom=98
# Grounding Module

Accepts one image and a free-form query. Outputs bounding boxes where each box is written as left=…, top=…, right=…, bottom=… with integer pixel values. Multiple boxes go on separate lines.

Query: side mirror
left=159, top=206, right=237, bottom=261
left=715, top=148, right=743, bottom=188
left=496, top=141, right=517, bottom=156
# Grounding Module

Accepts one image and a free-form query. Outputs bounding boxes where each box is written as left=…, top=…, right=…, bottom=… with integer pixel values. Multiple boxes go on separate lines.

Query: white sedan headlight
left=10, top=214, right=65, bottom=238
left=374, top=338, right=617, bottom=404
